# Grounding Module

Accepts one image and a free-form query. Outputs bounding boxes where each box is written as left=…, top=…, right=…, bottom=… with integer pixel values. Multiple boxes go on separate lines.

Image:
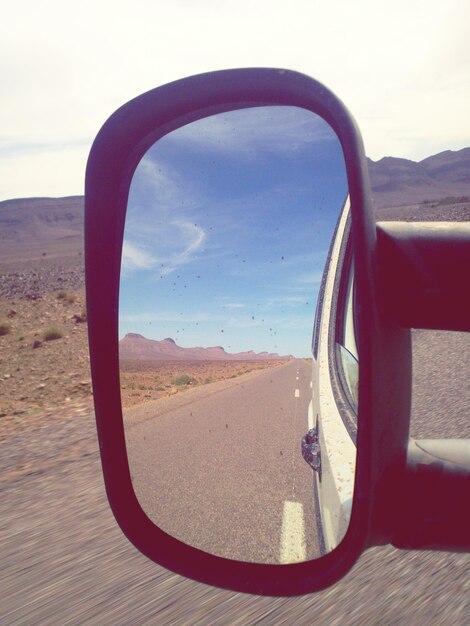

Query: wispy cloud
left=123, top=153, right=212, bottom=276
left=0, top=138, right=91, bottom=158
left=166, top=106, right=338, bottom=158
left=120, top=311, right=220, bottom=324
left=295, top=271, right=323, bottom=286
left=262, top=295, right=314, bottom=310
left=121, top=241, right=157, bottom=271
left=128, top=156, right=199, bottom=216
left=225, top=250, right=328, bottom=282
left=221, top=302, right=246, bottom=310
left=122, top=219, right=206, bottom=275
left=172, top=220, right=206, bottom=264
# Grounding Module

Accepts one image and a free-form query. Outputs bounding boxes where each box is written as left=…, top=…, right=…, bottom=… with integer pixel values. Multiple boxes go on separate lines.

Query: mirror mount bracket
left=391, top=439, right=470, bottom=552
left=376, top=221, right=470, bottom=332
left=364, top=220, right=470, bottom=548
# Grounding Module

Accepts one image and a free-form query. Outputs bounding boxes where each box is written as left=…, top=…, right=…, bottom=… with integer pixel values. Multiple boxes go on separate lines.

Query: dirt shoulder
left=0, top=286, right=292, bottom=438
left=120, top=358, right=292, bottom=409
left=0, top=291, right=91, bottom=433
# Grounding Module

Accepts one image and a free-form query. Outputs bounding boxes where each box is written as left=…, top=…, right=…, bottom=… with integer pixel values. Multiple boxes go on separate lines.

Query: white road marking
left=280, top=501, right=307, bottom=563
left=296, top=376, right=299, bottom=380
left=294, top=389, right=300, bottom=398
left=308, top=399, right=314, bottom=430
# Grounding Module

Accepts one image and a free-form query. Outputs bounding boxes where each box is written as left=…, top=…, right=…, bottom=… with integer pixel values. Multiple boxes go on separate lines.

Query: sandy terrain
left=0, top=284, right=290, bottom=436
left=0, top=291, right=90, bottom=432
left=120, top=358, right=292, bottom=409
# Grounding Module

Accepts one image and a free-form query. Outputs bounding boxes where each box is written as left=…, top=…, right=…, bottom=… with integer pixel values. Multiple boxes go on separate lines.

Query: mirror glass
left=119, top=105, right=353, bottom=563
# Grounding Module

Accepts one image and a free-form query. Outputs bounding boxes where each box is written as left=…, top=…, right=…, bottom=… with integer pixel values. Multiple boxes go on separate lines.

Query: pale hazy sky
left=1, top=0, right=469, bottom=201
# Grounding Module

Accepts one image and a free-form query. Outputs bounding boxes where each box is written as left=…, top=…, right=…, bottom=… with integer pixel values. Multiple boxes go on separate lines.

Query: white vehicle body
left=306, top=196, right=358, bottom=554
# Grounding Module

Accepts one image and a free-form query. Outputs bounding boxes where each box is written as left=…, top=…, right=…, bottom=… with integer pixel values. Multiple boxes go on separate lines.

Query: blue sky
left=119, top=106, right=347, bottom=357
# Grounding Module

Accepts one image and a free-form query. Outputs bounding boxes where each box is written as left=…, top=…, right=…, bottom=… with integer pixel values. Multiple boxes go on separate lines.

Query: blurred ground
left=1, top=328, right=469, bottom=625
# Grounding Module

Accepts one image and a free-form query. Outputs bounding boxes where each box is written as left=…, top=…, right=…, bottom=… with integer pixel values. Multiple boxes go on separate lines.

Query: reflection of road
left=125, top=359, right=320, bottom=563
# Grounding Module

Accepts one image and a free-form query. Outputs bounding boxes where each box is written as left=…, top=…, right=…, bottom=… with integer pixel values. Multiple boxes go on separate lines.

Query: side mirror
left=85, top=68, right=470, bottom=596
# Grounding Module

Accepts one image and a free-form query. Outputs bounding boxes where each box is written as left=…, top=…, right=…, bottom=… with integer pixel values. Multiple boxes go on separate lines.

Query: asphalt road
left=125, top=359, right=319, bottom=563
left=1, top=331, right=469, bottom=625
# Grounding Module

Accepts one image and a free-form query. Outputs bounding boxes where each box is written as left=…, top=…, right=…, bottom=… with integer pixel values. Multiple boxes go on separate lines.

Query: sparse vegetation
left=56, top=290, right=76, bottom=304
left=42, top=326, right=63, bottom=341
left=0, top=288, right=90, bottom=418
left=434, top=195, right=470, bottom=206
left=118, top=359, right=288, bottom=408
left=0, top=321, right=11, bottom=336
left=171, top=373, right=195, bottom=386
left=72, top=311, right=87, bottom=323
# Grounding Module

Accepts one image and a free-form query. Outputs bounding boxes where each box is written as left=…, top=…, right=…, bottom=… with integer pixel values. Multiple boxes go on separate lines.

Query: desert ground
left=119, top=357, right=291, bottom=408
left=0, top=278, right=290, bottom=435
left=0, top=289, right=90, bottom=435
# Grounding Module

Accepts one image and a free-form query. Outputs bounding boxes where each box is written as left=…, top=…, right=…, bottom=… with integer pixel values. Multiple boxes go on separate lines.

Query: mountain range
left=0, top=195, right=83, bottom=264
left=367, top=147, right=470, bottom=208
left=1, top=148, right=469, bottom=265
left=119, top=333, right=292, bottom=361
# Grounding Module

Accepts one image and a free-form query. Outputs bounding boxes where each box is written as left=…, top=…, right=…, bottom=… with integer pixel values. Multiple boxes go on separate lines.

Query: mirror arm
left=390, top=439, right=470, bottom=552
left=376, top=221, right=470, bottom=332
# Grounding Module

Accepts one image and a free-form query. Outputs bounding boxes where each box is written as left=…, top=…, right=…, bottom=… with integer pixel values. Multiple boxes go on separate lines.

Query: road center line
left=294, top=389, right=300, bottom=398
left=280, top=500, right=307, bottom=563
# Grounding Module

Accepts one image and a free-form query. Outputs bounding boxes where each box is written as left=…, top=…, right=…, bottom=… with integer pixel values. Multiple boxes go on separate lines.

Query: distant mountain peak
left=119, top=333, right=292, bottom=362
left=368, top=147, right=470, bottom=209
left=125, top=333, right=145, bottom=340
left=369, top=155, right=417, bottom=166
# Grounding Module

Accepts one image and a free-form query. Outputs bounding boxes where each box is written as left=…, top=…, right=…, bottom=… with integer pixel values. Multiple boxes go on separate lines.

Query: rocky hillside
left=369, top=147, right=470, bottom=209
left=0, top=196, right=84, bottom=265
left=0, top=196, right=85, bottom=300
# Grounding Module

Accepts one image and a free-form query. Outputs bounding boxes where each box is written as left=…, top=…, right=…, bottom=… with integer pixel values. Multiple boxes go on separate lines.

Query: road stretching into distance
left=1, top=330, right=469, bottom=624
left=125, top=359, right=319, bottom=564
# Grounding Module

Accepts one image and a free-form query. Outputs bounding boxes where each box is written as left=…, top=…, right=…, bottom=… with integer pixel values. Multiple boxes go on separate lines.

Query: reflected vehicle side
left=302, top=196, right=358, bottom=553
